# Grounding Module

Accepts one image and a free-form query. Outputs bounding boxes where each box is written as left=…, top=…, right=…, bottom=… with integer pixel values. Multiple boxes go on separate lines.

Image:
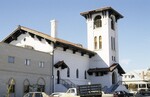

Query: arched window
left=57, top=70, right=60, bottom=84
left=85, top=71, right=87, bottom=79
left=76, top=69, right=79, bottom=78
left=37, top=77, right=45, bottom=92
left=94, top=15, right=102, bottom=29
left=67, top=67, right=70, bottom=77
left=99, top=36, right=102, bottom=49
left=23, top=79, right=30, bottom=94
left=8, top=78, right=15, bottom=94
left=112, top=72, right=117, bottom=84
left=111, top=17, right=115, bottom=30
left=94, top=36, right=97, bottom=49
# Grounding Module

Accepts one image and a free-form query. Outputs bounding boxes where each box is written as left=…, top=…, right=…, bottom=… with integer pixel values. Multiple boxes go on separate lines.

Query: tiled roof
left=2, top=25, right=96, bottom=57
left=88, top=63, right=125, bottom=75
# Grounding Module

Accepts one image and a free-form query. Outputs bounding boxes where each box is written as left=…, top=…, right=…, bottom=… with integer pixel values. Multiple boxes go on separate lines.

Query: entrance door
left=57, top=70, right=60, bottom=84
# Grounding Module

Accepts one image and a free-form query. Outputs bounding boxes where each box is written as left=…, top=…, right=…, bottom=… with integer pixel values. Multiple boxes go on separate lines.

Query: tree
left=128, top=83, right=138, bottom=91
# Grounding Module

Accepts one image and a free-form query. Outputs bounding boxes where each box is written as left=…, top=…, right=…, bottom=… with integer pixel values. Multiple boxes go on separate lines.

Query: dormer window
left=94, top=15, right=102, bottom=29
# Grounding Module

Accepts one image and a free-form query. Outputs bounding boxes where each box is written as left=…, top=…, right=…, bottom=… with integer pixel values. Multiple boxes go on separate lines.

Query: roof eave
left=80, top=7, right=123, bottom=19
left=2, top=25, right=21, bottom=43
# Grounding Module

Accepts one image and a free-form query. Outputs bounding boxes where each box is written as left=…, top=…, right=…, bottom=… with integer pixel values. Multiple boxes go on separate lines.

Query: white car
left=23, top=92, right=50, bottom=97
left=50, top=92, right=65, bottom=97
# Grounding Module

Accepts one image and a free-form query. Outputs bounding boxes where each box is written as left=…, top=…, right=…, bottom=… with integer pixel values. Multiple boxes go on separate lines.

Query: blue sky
left=0, top=0, right=150, bottom=72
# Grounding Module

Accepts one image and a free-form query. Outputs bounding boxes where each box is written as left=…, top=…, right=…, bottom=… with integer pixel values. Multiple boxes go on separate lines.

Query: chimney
left=50, top=20, right=57, bottom=38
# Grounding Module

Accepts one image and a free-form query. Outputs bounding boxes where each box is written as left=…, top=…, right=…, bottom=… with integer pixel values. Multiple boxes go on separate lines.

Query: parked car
left=50, top=92, right=65, bottom=97
left=135, top=89, right=150, bottom=97
left=23, top=92, right=50, bottom=97
left=114, top=91, right=133, bottom=97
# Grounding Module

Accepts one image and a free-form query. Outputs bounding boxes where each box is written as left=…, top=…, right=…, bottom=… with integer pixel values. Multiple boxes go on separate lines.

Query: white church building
left=0, top=7, right=125, bottom=96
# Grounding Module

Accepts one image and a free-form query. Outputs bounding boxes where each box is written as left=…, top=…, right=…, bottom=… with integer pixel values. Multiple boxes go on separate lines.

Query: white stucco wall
left=86, top=11, right=119, bottom=67
left=54, top=47, right=90, bottom=83
left=53, top=47, right=92, bottom=92
left=89, top=73, right=112, bottom=88
left=10, top=33, right=53, bottom=53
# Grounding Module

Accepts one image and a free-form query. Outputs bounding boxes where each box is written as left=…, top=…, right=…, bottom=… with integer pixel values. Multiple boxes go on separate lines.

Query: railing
left=60, top=79, right=77, bottom=89
left=106, top=81, right=122, bottom=93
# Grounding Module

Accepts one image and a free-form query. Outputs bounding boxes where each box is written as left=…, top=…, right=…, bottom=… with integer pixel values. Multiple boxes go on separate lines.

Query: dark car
left=135, top=89, right=150, bottom=97
left=114, top=91, right=133, bottom=97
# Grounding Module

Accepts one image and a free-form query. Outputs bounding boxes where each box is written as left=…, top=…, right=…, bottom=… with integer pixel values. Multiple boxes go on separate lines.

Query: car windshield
left=24, top=93, right=43, bottom=97
left=35, top=93, right=43, bottom=97
left=25, top=93, right=33, bottom=97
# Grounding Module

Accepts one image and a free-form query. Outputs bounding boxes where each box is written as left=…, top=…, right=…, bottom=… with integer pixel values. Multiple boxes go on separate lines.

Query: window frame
left=39, top=61, right=45, bottom=68
left=99, top=36, right=102, bottom=49
left=67, top=67, right=70, bottom=77
left=85, top=71, right=87, bottom=79
left=8, top=56, right=15, bottom=63
left=25, top=59, right=31, bottom=66
left=111, top=17, right=115, bottom=30
left=76, top=69, right=79, bottom=78
left=94, top=15, right=102, bottom=29
left=94, top=36, right=97, bottom=50
left=139, top=84, right=146, bottom=88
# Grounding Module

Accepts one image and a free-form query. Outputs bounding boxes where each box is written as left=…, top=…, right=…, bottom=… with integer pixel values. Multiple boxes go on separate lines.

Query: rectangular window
left=113, top=38, right=116, bottom=50
left=114, top=56, right=116, bottom=62
left=139, top=84, right=146, bottom=88
left=111, top=37, right=116, bottom=51
left=147, top=84, right=150, bottom=88
left=39, top=61, right=45, bottom=68
left=25, top=59, right=31, bottom=66
left=8, top=56, right=15, bottom=63
left=112, top=56, right=114, bottom=61
left=111, top=37, right=113, bottom=50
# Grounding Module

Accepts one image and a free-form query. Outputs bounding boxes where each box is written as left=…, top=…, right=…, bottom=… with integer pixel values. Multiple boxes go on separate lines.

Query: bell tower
left=81, top=7, right=123, bottom=66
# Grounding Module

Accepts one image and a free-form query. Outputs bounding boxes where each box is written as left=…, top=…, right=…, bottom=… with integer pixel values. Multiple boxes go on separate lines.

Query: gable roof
left=2, top=25, right=55, bottom=43
left=54, top=60, right=68, bottom=69
left=88, top=63, right=125, bottom=75
left=2, top=25, right=96, bottom=57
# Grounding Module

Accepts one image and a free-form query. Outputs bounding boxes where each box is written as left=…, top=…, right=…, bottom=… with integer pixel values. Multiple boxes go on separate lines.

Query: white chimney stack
left=50, top=19, right=57, bottom=38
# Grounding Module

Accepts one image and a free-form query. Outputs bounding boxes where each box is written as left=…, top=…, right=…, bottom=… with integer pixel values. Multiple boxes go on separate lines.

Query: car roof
left=28, top=92, right=44, bottom=93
